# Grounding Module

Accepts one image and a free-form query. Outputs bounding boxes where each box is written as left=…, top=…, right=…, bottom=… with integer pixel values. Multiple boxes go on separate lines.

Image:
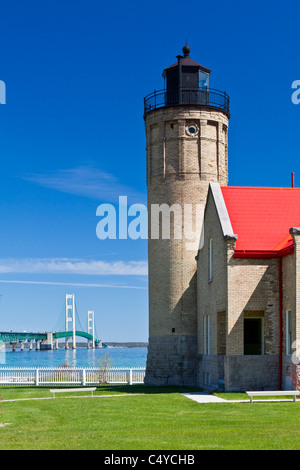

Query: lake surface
left=0, top=347, right=148, bottom=369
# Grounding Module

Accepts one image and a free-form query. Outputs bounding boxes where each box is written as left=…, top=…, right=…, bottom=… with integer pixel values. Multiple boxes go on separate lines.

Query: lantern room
left=143, top=45, right=230, bottom=116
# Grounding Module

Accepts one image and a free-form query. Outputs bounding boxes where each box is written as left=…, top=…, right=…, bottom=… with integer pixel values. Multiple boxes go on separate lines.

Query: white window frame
left=208, top=238, right=213, bottom=282
left=203, top=315, right=210, bottom=355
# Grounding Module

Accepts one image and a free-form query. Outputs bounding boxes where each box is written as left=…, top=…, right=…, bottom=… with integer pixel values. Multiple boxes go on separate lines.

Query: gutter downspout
left=278, top=256, right=283, bottom=390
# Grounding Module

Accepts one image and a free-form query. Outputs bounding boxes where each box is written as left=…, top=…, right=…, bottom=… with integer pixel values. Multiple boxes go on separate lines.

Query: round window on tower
left=186, top=123, right=199, bottom=137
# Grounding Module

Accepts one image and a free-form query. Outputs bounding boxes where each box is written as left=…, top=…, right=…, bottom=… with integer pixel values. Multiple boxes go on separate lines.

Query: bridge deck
left=0, top=331, right=104, bottom=345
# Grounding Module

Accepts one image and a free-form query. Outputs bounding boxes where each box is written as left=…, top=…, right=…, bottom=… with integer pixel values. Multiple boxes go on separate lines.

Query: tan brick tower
left=144, top=45, right=230, bottom=385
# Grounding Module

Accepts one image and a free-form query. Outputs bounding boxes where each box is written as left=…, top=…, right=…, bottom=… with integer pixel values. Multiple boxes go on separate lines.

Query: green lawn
left=0, top=385, right=300, bottom=450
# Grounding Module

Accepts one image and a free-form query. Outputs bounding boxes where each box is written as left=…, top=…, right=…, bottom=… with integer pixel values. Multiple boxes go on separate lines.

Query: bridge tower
left=87, top=310, right=95, bottom=349
left=65, top=294, right=76, bottom=349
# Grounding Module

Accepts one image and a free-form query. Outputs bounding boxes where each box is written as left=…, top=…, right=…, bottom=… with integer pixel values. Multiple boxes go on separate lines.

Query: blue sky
left=0, top=0, right=299, bottom=341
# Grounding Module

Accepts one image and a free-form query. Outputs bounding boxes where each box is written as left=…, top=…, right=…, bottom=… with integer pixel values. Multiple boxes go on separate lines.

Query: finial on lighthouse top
left=182, top=43, right=191, bottom=57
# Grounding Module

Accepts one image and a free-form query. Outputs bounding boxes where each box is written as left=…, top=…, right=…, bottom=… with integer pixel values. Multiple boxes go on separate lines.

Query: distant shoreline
left=105, top=342, right=148, bottom=348
left=4, top=342, right=148, bottom=349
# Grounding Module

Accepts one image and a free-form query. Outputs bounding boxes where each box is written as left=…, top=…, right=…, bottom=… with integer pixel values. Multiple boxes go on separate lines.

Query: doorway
left=244, top=318, right=263, bottom=355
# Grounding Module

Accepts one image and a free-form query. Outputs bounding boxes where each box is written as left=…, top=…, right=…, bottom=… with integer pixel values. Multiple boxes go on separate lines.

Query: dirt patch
left=0, top=423, right=11, bottom=428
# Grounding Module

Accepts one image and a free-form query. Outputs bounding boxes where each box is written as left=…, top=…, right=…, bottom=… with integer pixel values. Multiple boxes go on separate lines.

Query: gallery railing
left=144, top=88, right=230, bottom=116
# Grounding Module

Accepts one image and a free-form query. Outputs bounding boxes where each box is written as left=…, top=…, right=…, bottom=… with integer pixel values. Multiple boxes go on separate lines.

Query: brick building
left=144, top=46, right=297, bottom=391
left=198, top=184, right=300, bottom=391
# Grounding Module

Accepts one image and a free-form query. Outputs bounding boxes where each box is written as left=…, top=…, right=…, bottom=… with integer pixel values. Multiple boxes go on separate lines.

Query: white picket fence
left=0, top=367, right=146, bottom=386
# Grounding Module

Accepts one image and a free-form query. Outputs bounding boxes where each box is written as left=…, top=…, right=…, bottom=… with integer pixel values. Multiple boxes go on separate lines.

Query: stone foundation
left=198, top=354, right=281, bottom=391
left=145, top=335, right=197, bottom=386
left=224, top=355, right=279, bottom=391
left=197, top=354, right=225, bottom=391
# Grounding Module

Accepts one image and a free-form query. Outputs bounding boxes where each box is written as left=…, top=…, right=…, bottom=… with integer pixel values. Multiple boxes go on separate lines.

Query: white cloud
left=23, top=166, right=146, bottom=204
left=0, top=280, right=147, bottom=289
left=0, top=258, right=148, bottom=276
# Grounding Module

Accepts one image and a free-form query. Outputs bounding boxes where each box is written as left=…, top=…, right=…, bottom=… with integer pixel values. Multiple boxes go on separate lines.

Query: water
left=0, top=347, right=147, bottom=369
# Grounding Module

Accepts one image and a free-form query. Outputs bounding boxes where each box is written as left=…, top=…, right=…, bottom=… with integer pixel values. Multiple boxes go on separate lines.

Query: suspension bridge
left=0, top=294, right=107, bottom=351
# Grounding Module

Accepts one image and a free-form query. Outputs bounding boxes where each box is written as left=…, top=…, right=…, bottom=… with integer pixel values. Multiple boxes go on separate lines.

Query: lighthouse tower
left=144, top=45, right=230, bottom=385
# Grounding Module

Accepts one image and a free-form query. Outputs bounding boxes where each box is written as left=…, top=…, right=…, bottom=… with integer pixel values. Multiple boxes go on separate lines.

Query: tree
left=96, top=352, right=113, bottom=385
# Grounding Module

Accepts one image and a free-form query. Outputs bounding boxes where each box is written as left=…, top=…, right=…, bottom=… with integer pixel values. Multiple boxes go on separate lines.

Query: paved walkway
left=182, top=393, right=228, bottom=403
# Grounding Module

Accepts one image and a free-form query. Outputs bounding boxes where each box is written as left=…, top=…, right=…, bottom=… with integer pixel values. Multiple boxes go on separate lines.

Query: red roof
left=221, top=187, right=300, bottom=256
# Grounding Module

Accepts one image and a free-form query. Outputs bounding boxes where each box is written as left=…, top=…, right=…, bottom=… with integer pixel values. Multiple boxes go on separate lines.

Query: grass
left=0, top=384, right=199, bottom=400
left=214, top=392, right=299, bottom=401
left=214, top=392, right=248, bottom=400
left=1, top=385, right=300, bottom=449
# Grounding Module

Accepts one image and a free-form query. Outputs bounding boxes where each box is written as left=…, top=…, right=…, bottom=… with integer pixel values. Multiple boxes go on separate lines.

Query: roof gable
left=221, top=186, right=300, bottom=255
